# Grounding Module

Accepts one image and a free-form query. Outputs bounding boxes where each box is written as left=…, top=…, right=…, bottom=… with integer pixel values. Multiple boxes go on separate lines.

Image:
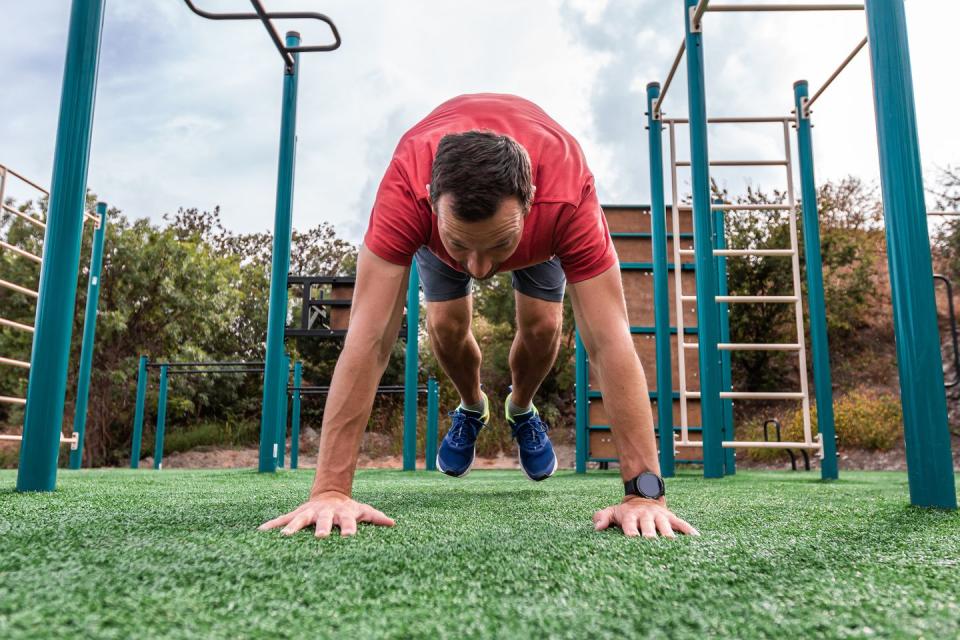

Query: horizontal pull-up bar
left=651, top=41, right=687, bottom=118
left=704, top=3, right=863, bottom=13
left=0, top=164, right=49, bottom=196
left=803, top=36, right=868, bottom=115
left=183, top=0, right=341, bottom=72
left=148, top=360, right=265, bottom=368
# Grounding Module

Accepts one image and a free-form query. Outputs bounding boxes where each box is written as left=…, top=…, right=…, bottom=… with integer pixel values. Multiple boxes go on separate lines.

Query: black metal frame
left=933, top=274, right=960, bottom=389
left=763, top=418, right=810, bottom=472
left=285, top=275, right=409, bottom=339
left=183, top=1, right=341, bottom=73
left=146, top=361, right=265, bottom=375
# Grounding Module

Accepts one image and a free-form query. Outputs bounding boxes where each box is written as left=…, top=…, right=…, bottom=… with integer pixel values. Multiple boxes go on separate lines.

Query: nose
left=467, top=253, right=493, bottom=279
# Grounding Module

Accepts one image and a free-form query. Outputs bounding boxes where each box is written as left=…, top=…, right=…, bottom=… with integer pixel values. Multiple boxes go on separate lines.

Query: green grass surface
left=1, top=469, right=958, bottom=639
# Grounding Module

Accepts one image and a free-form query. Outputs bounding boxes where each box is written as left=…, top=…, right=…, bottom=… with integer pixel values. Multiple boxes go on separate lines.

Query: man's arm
left=568, top=264, right=699, bottom=538
left=260, top=245, right=410, bottom=537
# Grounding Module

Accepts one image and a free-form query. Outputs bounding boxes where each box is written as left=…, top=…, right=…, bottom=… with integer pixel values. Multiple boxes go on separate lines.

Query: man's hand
left=258, top=491, right=395, bottom=538
left=593, top=497, right=700, bottom=539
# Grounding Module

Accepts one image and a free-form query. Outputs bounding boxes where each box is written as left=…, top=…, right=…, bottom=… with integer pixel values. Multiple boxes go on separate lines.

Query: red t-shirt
left=362, top=94, right=617, bottom=283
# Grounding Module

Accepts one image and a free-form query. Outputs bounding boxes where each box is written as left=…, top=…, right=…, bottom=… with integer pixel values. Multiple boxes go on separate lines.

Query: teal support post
left=713, top=203, right=735, bottom=476
left=574, top=329, right=588, bottom=473
left=130, top=355, right=149, bottom=469
left=277, top=355, right=289, bottom=468
left=153, top=365, right=168, bottom=471
left=426, top=377, right=439, bottom=471
left=258, top=32, right=301, bottom=473
left=16, top=0, right=105, bottom=492
left=794, top=81, right=839, bottom=481
left=69, top=201, right=108, bottom=469
left=683, top=0, right=724, bottom=478
left=864, top=0, right=956, bottom=508
left=646, top=82, right=675, bottom=478
left=290, top=361, right=302, bottom=470
left=403, top=263, right=421, bottom=471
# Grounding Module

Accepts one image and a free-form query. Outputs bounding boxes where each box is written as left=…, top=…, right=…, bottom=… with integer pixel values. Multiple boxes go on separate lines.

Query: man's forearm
left=310, top=340, right=390, bottom=497
left=592, top=342, right=661, bottom=481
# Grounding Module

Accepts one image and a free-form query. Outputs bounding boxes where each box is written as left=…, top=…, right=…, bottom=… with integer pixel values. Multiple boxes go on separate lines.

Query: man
left=260, top=94, right=699, bottom=539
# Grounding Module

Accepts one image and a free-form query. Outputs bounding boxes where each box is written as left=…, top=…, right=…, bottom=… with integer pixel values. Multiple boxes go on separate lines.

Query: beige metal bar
left=713, top=203, right=793, bottom=211
left=668, top=121, right=691, bottom=442
left=664, top=116, right=792, bottom=124
left=0, top=356, right=30, bottom=369
left=0, top=278, right=39, bottom=298
left=2, top=203, right=46, bottom=229
left=676, top=159, right=788, bottom=167
left=0, top=317, right=34, bottom=333
left=805, top=36, right=868, bottom=114
left=928, top=211, right=960, bottom=217
left=714, top=248, right=795, bottom=256
left=0, top=433, right=79, bottom=448
left=678, top=439, right=821, bottom=450
left=686, top=390, right=806, bottom=399
left=0, top=396, right=26, bottom=406
left=0, top=164, right=50, bottom=196
left=705, top=4, right=863, bottom=12
left=654, top=40, right=688, bottom=117
left=681, top=294, right=798, bottom=303
left=0, top=239, right=42, bottom=263
left=684, top=342, right=802, bottom=351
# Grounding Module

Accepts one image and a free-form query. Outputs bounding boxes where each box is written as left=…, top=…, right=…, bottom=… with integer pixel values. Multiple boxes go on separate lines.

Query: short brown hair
left=430, top=130, right=534, bottom=222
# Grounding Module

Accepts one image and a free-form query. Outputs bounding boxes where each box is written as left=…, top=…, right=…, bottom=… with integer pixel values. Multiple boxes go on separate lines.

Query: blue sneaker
left=506, top=395, right=557, bottom=481
left=436, top=392, right=489, bottom=477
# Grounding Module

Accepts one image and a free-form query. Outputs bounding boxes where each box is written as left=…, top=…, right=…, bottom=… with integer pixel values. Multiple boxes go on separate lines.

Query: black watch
left=624, top=472, right=665, bottom=499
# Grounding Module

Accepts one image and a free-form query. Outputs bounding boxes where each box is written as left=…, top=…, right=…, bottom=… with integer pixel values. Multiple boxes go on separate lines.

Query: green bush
left=739, top=389, right=902, bottom=462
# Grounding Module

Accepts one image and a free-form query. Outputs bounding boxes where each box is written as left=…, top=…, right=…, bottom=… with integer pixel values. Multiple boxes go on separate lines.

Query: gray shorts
left=414, top=247, right=566, bottom=303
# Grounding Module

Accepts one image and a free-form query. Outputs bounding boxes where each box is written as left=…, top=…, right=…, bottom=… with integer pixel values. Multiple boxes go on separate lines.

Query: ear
left=425, top=184, right=436, bottom=213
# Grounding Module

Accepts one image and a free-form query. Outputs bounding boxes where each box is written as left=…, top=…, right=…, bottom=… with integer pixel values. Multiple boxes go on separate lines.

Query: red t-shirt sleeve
left=553, top=177, right=618, bottom=283
left=362, top=159, right=430, bottom=266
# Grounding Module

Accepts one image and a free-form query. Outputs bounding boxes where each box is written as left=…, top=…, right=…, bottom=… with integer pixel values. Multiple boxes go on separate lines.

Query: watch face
left=637, top=473, right=662, bottom=498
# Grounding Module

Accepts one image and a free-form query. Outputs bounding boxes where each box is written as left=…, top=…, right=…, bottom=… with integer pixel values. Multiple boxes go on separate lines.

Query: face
left=432, top=193, right=525, bottom=280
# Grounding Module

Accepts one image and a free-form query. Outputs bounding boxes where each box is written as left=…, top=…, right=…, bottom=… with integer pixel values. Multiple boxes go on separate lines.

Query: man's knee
left=517, top=314, right=562, bottom=350
left=426, top=304, right=472, bottom=348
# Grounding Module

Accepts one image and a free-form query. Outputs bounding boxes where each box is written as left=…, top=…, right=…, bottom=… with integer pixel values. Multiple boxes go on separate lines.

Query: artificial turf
left=1, top=468, right=958, bottom=639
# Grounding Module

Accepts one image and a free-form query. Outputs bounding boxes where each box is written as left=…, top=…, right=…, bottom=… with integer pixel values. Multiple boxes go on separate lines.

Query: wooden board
left=588, top=397, right=702, bottom=429
left=587, top=334, right=699, bottom=393
left=622, top=271, right=699, bottom=328
left=602, top=206, right=693, bottom=235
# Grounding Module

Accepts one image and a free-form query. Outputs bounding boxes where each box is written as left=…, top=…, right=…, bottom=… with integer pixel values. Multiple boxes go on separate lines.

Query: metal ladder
left=664, top=117, right=822, bottom=457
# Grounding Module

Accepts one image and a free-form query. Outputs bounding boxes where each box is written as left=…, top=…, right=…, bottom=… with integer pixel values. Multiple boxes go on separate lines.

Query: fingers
left=621, top=514, right=641, bottom=538
left=639, top=514, right=657, bottom=539
left=654, top=514, right=676, bottom=539
left=258, top=510, right=298, bottom=531
left=337, top=514, right=358, bottom=537
left=281, top=511, right=314, bottom=536
left=314, top=511, right=335, bottom=538
left=669, top=514, right=701, bottom=537
left=593, top=509, right=613, bottom=531
left=359, top=505, right=396, bottom=527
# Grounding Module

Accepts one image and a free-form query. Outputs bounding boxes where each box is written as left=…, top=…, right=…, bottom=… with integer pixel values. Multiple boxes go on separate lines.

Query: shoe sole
left=518, top=448, right=558, bottom=482
left=436, top=449, right=475, bottom=478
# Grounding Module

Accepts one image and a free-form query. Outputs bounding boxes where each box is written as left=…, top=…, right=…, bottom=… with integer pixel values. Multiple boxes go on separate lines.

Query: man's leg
left=509, top=291, right=563, bottom=408
left=425, top=295, right=482, bottom=407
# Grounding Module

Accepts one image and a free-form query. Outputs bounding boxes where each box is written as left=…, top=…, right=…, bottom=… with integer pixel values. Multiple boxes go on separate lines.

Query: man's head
left=428, top=130, right=534, bottom=280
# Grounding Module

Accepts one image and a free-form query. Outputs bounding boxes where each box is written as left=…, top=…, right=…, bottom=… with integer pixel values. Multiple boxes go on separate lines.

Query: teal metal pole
left=646, top=82, right=675, bottom=478
left=153, top=365, right=168, bottom=471
left=290, top=361, right=302, bottom=470
left=794, top=81, right=839, bottom=481
left=426, top=376, right=439, bottom=471
left=16, top=0, right=105, bottom=492
left=574, top=329, right=588, bottom=473
left=864, top=0, right=956, bottom=509
left=69, top=201, right=108, bottom=470
left=683, top=0, right=724, bottom=478
left=713, top=203, right=735, bottom=476
left=402, top=263, right=421, bottom=471
left=258, top=32, right=301, bottom=473
left=130, top=355, right=149, bottom=469
left=277, top=355, right=289, bottom=468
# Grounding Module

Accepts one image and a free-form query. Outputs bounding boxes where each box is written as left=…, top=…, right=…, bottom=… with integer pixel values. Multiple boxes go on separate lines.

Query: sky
left=1, top=0, right=958, bottom=242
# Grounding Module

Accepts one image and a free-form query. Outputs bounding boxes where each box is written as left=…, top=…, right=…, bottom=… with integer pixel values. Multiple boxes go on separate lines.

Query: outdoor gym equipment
left=3, top=157, right=108, bottom=488
left=577, top=0, right=955, bottom=510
